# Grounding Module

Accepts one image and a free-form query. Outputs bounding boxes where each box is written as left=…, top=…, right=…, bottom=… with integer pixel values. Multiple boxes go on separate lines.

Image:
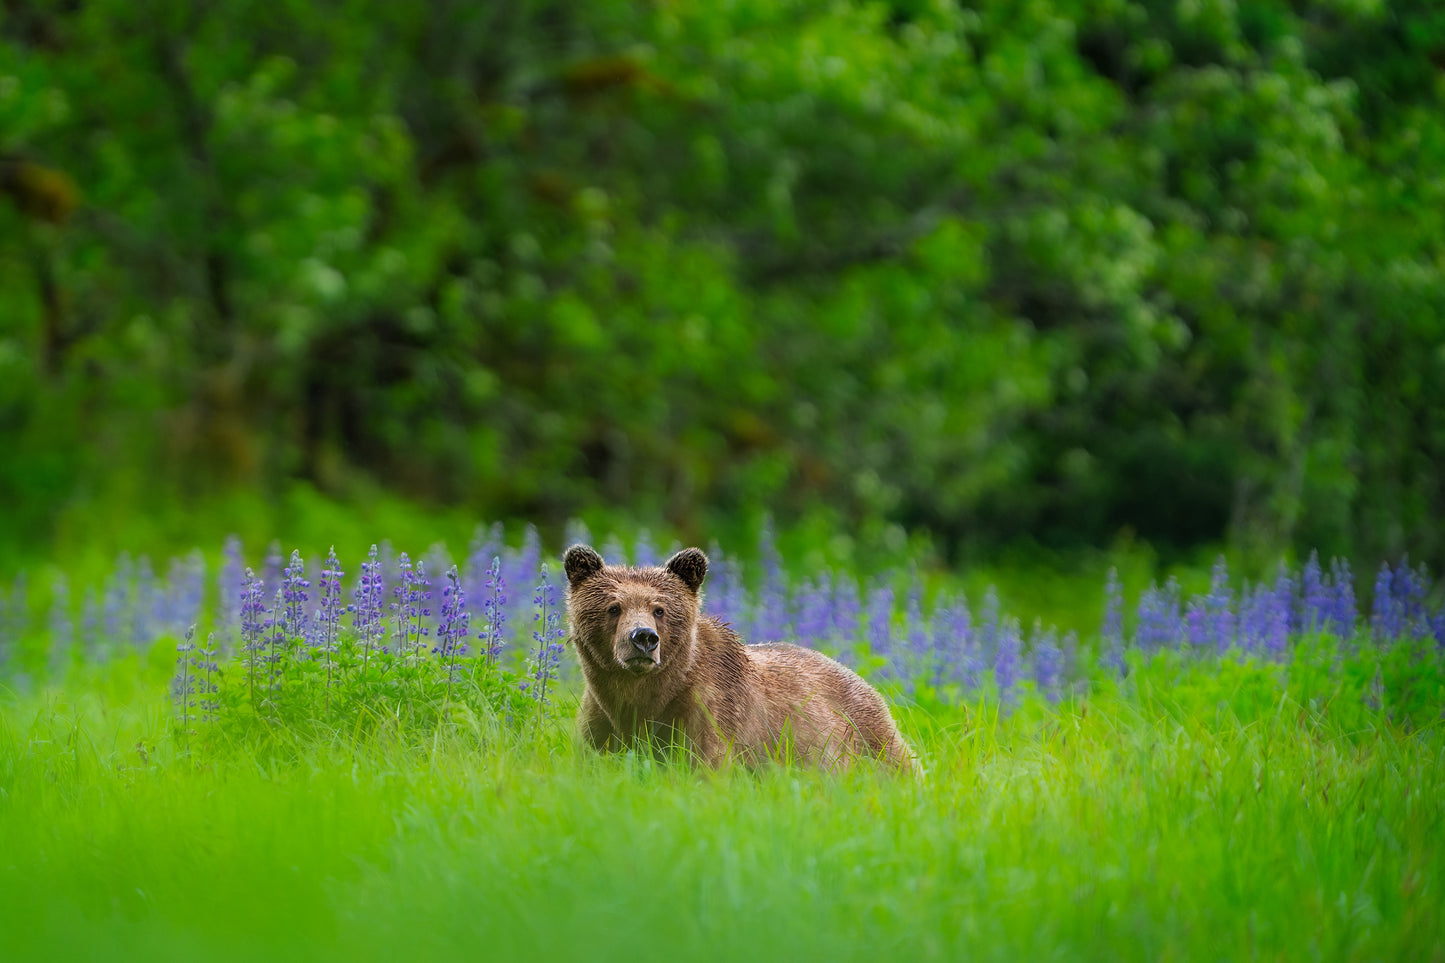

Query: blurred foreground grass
left=1, top=650, right=1441, bottom=961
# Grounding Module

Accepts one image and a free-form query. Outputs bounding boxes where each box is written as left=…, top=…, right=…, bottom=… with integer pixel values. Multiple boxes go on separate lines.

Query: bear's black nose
left=629, top=626, right=660, bottom=654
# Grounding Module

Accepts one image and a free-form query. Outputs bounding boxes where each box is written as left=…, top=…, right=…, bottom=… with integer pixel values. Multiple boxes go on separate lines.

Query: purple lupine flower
left=563, top=519, right=593, bottom=552
left=390, top=554, right=431, bottom=665
left=1327, top=558, right=1356, bottom=639
left=793, top=572, right=834, bottom=650
left=282, top=550, right=312, bottom=649
left=1100, top=568, right=1125, bottom=675
left=48, top=574, right=73, bottom=679
left=1264, top=564, right=1294, bottom=658
left=465, top=523, right=505, bottom=611
left=1204, top=556, right=1236, bottom=654
left=932, top=594, right=979, bottom=691
left=1185, top=598, right=1209, bottom=649
left=831, top=574, right=862, bottom=664
left=353, top=544, right=388, bottom=671
left=315, top=547, right=344, bottom=702
left=265, top=588, right=286, bottom=696
left=979, top=586, right=1001, bottom=661
left=424, top=543, right=453, bottom=638
left=167, top=550, right=207, bottom=639
left=755, top=516, right=790, bottom=644
left=239, top=567, right=267, bottom=703
left=634, top=529, right=660, bottom=568
left=703, top=541, right=740, bottom=624
left=1392, top=560, right=1433, bottom=641
left=904, top=577, right=930, bottom=688
left=133, top=555, right=157, bottom=650
left=102, top=554, right=131, bottom=652
left=476, top=552, right=505, bottom=665
left=219, top=535, right=244, bottom=643
left=1030, top=622, right=1063, bottom=703
left=994, top=616, right=1022, bottom=709
left=480, top=555, right=507, bottom=666
left=377, top=539, right=398, bottom=602
left=263, top=541, right=284, bottom=596
left=505, top=526, right=542, bottom=638
left=1371, top=561, right=1398, bottom=642
left=1300, top=552, right=1328, bottom=634
left=194, top=631, right=221, bottom=724
left=172, top=623, right=197, bottom=732
left=523, top=564, right=566, bottom=705
left=601, top=533, right=628, bottom=567
left=435, top=565, right=471, bottom=701
left=80, top=587, right=102, bottom=662
left=1236, top=581, right=1261, bottom=654
left=1135, top=578, right=1183, bottom=651
left=864, top=579, right=896, bottom=678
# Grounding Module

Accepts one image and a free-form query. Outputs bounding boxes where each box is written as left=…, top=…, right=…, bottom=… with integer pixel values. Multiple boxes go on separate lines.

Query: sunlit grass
left=2, top=649, right=1441, bottom=962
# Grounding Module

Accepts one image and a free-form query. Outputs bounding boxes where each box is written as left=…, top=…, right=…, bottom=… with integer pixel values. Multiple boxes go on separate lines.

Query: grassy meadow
left=2, top=638, right=1442, bottom=962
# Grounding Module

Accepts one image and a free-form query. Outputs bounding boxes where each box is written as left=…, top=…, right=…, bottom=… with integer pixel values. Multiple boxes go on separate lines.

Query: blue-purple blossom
left=1103, top=566, right=1127, bottom=670
left=979, top=586, right=1001, bottom=662
left=479, top=555, right=507, bottom=665
left=754, top=516, right=790, bottom=644
left=524, top=564, right=566, bottom=705
left=831, top=573, right=862, bottom=647
left=219, top=535, right=244, bottom=642
left=390, top=554, right=431, bottom=664
left=263, top=541, right=284, bottom=596
left=282, top=550, right=312, bottom=648
left=48, top=574, right=72, bottom=678
left=436, top=565, right=471, bottom=698
left=904, top=577, right=931, bottom=688
left=931, top=594, right=979, bottom=691
left=133, top=555, right=157, bottom=649
left=1300, top=552, right=1329, bottom=634
left=865, top=580, right=896, bottom=678
left=315, top=547, right=344, bottom=696
left=703, top=542, right=742, bottom=625
left=465, top=523, right=504, bottom=610
left=994, top=617, right=1022, bottom=709
left=102, top=554, right=131, bottom=652
left=1135, top=577, right=1183, bottom=651
left=792, top=572, right=833, bottom=649
left=1327, top=558, right=1357, bottom=639
left=80, top=587, right=102, bottom=661
left=634, top=529, right=660, bottom=568
left=353, top=544, right=387, bottom=668
left=1029, top=622, right=1063, bottom=703
left=163, top=551, right=206, bottom=639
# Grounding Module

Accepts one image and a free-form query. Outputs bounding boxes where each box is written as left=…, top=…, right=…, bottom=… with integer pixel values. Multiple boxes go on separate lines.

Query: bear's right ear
left=563, top=544, right=605, bottom=587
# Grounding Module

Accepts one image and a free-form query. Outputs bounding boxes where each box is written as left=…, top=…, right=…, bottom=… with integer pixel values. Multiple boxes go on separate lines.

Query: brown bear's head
left=563, top=544, right=708, bottom=679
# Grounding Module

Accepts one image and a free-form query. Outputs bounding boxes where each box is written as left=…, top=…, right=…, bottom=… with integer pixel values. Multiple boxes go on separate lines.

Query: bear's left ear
left=665, top=547, right=708, bottom=594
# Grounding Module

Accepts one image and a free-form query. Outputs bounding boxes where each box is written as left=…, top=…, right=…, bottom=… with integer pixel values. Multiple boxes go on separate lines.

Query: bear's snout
left=618, top=622, right=662, bottom=673
left=628, top=626, right=659, bottom=655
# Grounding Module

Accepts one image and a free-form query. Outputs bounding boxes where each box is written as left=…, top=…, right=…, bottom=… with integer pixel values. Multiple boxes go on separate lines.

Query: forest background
left=3, top=0, right=1444, bottom=583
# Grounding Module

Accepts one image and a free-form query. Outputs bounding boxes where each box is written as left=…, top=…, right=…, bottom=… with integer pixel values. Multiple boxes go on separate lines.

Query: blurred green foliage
left=3, top=0, right=1444, bottom=571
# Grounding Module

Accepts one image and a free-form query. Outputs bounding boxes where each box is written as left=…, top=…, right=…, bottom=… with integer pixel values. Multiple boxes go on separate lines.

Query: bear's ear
left=564, top=544, right=605, bottom=587
left=665, top=547, right=708, bottom=594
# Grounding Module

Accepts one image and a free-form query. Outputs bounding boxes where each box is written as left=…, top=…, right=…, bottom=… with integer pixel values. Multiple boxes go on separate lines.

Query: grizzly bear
left=563, top=544, right=920, bottom=774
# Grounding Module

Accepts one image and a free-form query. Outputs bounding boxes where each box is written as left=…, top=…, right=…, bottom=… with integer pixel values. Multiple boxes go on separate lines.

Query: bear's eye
left=653, top=606, right=665, bottom=618
left=607, top=603, right=621, bottom=618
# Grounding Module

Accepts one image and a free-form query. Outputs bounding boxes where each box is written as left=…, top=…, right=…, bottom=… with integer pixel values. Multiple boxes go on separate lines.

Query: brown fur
left=563, top=544, right=920, bottom=775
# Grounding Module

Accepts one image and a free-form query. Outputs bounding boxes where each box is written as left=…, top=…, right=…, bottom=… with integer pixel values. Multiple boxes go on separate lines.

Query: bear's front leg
left=576, top=689, right=624, bottom=753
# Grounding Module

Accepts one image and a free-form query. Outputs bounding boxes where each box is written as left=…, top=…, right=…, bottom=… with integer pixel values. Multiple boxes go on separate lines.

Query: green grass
left=1, top=654, right=1442, bottom=962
